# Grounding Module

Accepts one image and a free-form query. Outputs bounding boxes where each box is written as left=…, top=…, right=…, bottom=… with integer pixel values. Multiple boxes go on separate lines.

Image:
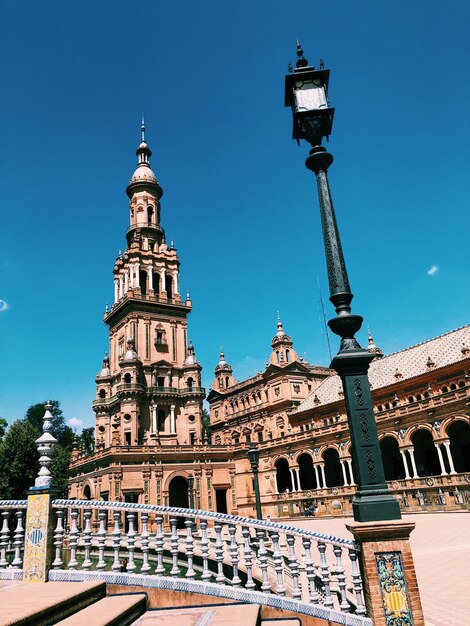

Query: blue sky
left=0, top=1, right=469, bottom=428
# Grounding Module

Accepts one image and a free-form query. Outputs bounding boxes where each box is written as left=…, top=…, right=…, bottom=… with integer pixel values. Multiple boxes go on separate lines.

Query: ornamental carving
left=359, top=412, right=371, bottom=444
left=375, top=552, right=413, bottom=626
left=353, top=378, right=365, bottom=406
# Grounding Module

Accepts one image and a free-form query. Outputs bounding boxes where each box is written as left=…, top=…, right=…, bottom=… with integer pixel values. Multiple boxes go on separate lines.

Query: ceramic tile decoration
left=23, top=493, right=53, bottom=582
left=376, top=551, right=413, bottom=626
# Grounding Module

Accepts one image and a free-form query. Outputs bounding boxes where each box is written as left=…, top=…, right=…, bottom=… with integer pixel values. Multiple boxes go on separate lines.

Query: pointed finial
left=105, top=302, right=109, bottom=312
left=170, top=239, right=174, bottom=249
left=319, top=58, right=324, bottom=70
left=186, top=290, right=191, bottom=300
left=368, top=326, right=373, bottom=344
left=296, top=40, right=309, bottom=68
left=141, top=114, right=145, bottom=142
left=288, top=62, right=293, bottom=74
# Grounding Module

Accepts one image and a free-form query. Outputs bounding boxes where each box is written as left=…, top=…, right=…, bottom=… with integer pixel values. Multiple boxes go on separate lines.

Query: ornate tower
left=93, top=122, right=205, bottom=449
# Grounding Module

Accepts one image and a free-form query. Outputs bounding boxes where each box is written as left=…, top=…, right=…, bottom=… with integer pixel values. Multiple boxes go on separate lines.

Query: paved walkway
left=285, top=511, right=469, bottom=626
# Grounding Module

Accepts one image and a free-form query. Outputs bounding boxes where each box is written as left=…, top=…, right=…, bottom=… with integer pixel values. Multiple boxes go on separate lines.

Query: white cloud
left=427, top=265, right=438, bottom=276
left=0, top=299, right=9, bottom=312
left=68, top=417, right=83, bottom=427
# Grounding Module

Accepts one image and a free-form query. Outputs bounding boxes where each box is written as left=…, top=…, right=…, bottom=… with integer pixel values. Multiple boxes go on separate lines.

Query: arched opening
left=412, top=429, right=440, bottom=477
left=276, top=351, right=280, bottom=364
left=152, top=272, right=160, bottom=295
left=123, top=373, right=131, bottom=385
left=165, top=275, right=173, bottom=299
left=380, top=436, right=405, bottom=480
left=157, top=409, right=166, bottom=433
left=187, top=377, right=194, bottom=390
left=169, top=476, right=189, bottom=528
left=99, top=389, right=106, bottom=398
left=139, top=270, right=148, bottom=296
left=448, top=421, right=470, bottom=473
left=323, top=448, right=343, bottom=487
left=225, top=376, right=229, bottom=388
left=275, top=458, right=292, bottom=493
left=83, top=485, right=91, bottom=500
left=147, top=206, right=154, bottom=224
left=298, top=453, right=316, bottom=490
left=285, top=349, right=290, bottom=363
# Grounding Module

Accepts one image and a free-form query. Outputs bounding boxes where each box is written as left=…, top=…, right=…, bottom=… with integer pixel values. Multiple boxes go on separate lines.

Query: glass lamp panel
left=294, top=79, right=327, bottom=112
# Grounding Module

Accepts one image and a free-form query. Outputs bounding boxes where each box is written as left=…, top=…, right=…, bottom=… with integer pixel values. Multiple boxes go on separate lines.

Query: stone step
left=0, top=580, right=106, bottom=626
left=260, top=620, right=302, bottom=625
left=55, top=593, right=147, bottom=626
left=130, top=602, right=261, bottom=625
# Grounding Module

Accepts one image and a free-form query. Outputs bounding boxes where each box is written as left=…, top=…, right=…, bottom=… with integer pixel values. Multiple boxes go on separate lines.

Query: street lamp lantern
left=285, top=45, right=401, bottom=523
left=248, top=444, right=260, bottom=472
left=247, top=444, right=262, bottom=520
left=284, top=43, right=335, bottom=147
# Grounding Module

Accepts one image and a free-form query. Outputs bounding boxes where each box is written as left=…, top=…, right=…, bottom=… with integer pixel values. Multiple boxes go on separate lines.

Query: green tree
left=0, top=420, right=39, bottom=499
left=78, top=427, right=95, bottom=455
left=24, top=400, right=72, bottom=446
left=50, top=445, right=72, bottom=497
left=202, top=408, right=211, bottom=441
left=0, top=418, right=7, bottom=443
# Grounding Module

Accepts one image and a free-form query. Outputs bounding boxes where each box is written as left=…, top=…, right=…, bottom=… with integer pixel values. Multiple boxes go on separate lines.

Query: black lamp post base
left=352, top=490, right=402, bottom=523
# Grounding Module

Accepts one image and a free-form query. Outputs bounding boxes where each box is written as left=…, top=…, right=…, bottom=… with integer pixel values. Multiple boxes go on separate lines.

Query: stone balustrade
left=0, top=498, right=369, bottom=624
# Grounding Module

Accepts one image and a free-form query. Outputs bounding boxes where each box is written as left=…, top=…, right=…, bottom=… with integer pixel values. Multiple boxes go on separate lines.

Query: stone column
left=135, top=263, right=140, bottom=288
left=160, top=268, right=166, bottom=293
left=340, top=460, right=348, bottom=486
left=148, top=268, right=154, bottom=291
left=347, top=521, right=425, bottom=626
left=114, top=279, right=118, bottom=303
left=434, top=443, right=448, bottom=476
left=319, top=463, right=327, bottom=489
left=408, top=448, right=419, bottom=479
left=170, top=404, right=176, bottom=435
left=124, top=270, right=129, bottom=293
left=294, top=467, right=301, bottom=491
left=313, top=464, right=321, bottom=489
left=400, top=449, right=411, bottom=480
left=119, top=275, right=123, bottom=298
left=173, top=271, right=179, bottom=295
left=151, top=404, right=157, bottom=434
left=289, top=468, right=297, bottom=492
left=443, top=440, right=457, bottom=474
left=347, top=459, right=356, bottom=485
left=129, top=265, right=134, bottom=288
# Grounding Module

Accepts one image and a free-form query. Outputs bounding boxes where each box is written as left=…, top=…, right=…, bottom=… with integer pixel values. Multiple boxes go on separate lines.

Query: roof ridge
left=379, top=324, right=470, bottom=360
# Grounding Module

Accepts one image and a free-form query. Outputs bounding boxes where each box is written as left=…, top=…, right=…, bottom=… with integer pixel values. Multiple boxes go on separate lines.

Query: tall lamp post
left=187, top=474, right=195, bottom=510
left=285, top=44, right=400, bottom=523
left=248, top=444, right=263, bottom=520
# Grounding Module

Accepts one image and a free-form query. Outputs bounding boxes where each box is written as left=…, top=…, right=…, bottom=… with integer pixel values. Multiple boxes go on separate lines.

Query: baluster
left=155, top=515, right=165, bottom=575
left=0, top=511, right=10, bottom=569
left=348, top=548, right=366, bottom=616
left=214, top=522, right=225, bottom=584
left=256, top=529, right=271, bottom=592
left=270, top=531, right=286, bottom=596
left=169, top=517, right=180, bottom=577
left=286, top=534, right=301, bottom=599
left=96, top=510, right=107, bottom=571
left=52, top=509, right=64, bottom=569
left=200, top=519, right=211, bottom=581
left=82, top=509, right=92, bottom=570
left=242, top=527, right=256, bottom=590
left=126, top=512, right=136, bottom=572
left=68, top=509, right=79, bottom=570
left=301, top=537, right=319, bottom=604
left=111, top=511, right=122, bottom=572
left=333, top=545, right=349, bottom=611
left=11, top=510, right=25, bottom=569
left=317, top=541, right=334, bottom=608
left=140, top=512, right=151, bottom=573
left=185, top=519, right=196, bottom=580
left=228, top=525, right=241, bottom=587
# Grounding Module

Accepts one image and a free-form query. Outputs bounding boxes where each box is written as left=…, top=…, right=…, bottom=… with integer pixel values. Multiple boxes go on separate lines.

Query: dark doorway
left=323, top=448, right=343, bottom=487
left=448, top=421, right=470, bottom=473
left=298, top=453, right=316, bottom=490
left=275, top=458, right=293, bottom=493
left=169, top=476, right=189, bottom=528
left=380, top=437, right=405, bottom=480
left=412, top=429, right=440, bottom=476
left=215, top=489, right=228, bottom=514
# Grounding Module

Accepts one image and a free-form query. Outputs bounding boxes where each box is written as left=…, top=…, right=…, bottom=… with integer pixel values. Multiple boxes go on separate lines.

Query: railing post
left=23, top=403, right=59, bottom=582
left=347, top=521, right=425, bottom=625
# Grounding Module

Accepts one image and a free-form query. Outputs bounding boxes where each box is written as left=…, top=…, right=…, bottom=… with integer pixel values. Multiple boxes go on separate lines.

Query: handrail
left=52, top=499, right=357, bottom=548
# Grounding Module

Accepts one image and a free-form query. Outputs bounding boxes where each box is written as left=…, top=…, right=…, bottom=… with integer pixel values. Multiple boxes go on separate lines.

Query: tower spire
left=141, top=114, right=145, bottom=143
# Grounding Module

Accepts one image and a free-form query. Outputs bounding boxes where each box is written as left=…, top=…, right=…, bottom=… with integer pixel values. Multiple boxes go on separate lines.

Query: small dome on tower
left=215, top=348, right=233, bottom=374
left=97, top=352, right=110, bottom=378
left=126, top=119, right=163, bottom=199
left=122, top=337, right=141, bottom=362
left=271, top=313, right=293, bottom=347
left=185, top=340, right=198, bottom=366
left=367, top=328, right=383, bottom=359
